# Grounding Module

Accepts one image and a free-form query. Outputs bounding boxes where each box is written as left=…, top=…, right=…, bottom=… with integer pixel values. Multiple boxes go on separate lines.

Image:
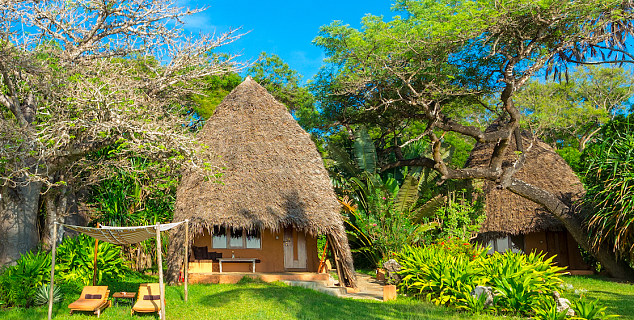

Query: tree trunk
left=0, top=180, right=42, bottom=266
left=508, top=178, right=634, bottom=280
left=42, top=184, right=72, bottom=249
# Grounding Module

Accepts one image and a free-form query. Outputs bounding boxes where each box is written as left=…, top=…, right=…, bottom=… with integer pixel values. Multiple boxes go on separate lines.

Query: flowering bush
left=429, top=237, right=485, bottom=261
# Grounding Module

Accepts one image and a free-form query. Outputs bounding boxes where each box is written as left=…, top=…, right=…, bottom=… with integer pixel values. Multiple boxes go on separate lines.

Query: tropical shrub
left=330, top=126, right=483, bottom=267
left=396, top=244, right=488, bottom=305
left=0, top=250, right=51, bottom=307
left=87, top=158, right=177, bottom=271
left=479, top=252, right=566, bottom=294
left=492, top=275, right=544, bottom=315
left=56, top=234, right=129, bottom=285
left=331, top=128, right=452, bottom=267
left=433, top=192, right=485, bottom=240
left=342, top=178, right=440, bottom=267
left=533, top=298, right=570, bottom=320
left=455, top=288, right=495, bottom=315
left=395, top=244, right=569, bottom=317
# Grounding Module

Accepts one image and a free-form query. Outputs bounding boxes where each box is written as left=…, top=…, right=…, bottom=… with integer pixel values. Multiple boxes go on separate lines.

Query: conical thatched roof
left=166, top=77, right=356, bottom=287
left=465, top=124, right=585, bottom=238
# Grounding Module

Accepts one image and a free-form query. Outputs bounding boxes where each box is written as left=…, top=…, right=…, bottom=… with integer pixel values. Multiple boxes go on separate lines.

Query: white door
left=283, top=227, right=307, bottom=269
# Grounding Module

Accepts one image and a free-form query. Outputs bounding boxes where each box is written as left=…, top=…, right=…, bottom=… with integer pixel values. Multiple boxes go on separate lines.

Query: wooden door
left=283, top=227, right=307, bottom=270
left=557, top=231, right=570, bottom=267
left=546, top=231, right=570, bottom=267
left=283, top=227, right=294, bottom=268
left=296, top=231, right=307, bottom=269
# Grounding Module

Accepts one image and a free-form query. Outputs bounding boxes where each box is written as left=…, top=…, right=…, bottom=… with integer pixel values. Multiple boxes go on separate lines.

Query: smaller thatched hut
left=466, top=124, right=590, bottom=271
left=166, top=77, right=357, bottom=287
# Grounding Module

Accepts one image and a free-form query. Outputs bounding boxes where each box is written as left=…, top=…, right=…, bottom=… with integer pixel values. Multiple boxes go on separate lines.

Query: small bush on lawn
left=395, top=242, right=617, bottom=318
left=396, top=239, right=488, bottom=306
left=0, top=250, right=51, bottom=307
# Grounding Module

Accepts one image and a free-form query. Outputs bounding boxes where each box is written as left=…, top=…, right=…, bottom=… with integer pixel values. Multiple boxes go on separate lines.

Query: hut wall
left=188, top=228, right=318, bottom=273
left=524, top=231, right=549, bottom=257
left=524, top=230, right=589, bottom=270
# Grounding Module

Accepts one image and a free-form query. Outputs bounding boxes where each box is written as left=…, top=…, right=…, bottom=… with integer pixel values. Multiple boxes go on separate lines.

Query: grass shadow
left=197, top=282, right=467, bottom=320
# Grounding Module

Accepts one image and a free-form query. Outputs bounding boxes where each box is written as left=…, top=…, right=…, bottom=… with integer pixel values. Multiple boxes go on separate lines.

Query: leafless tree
left=0, top=0, right=247, bottom=264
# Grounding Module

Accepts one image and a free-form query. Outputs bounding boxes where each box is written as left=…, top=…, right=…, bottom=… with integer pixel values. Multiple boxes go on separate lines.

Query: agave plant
left=33, top=284, right=63, bottom=306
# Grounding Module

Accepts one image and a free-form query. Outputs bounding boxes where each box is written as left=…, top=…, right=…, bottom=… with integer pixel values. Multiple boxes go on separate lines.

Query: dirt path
left=341, top=272, right=386, bottom=301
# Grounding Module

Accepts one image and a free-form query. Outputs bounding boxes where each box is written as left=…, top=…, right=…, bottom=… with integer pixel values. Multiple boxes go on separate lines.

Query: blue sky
left=179, top=1, right=397, bottom=83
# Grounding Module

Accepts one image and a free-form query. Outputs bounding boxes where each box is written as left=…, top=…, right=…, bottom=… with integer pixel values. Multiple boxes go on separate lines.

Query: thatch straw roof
left=465, top=124, right=585, bottom=237
left=166, top=77, right=356, bottom=287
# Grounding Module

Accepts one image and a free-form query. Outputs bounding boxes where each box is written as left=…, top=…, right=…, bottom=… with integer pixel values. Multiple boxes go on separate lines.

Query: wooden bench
left=217, top=258, right=261, bottom=273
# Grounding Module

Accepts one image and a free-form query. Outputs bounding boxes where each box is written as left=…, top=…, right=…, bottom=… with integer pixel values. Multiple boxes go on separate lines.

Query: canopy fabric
left=61, top=221, right=186, bottom=245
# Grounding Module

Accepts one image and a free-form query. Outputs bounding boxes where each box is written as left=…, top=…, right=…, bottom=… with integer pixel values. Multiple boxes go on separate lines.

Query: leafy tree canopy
left=310, top=0, right=634, bottom=279
left=515, top=66, right=634, bottom=151
left=190, top=73, right=243, bottom=121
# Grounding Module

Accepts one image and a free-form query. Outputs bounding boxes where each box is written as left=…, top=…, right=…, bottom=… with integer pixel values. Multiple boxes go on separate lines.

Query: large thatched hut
left=466, top=124, right=590, bottom=271
left=166, top=77, right=357, bottom=287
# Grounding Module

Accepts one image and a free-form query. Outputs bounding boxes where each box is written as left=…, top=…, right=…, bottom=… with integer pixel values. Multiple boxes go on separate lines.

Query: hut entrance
left=283, top=226, right=307, bottom=270
left=546, top=231, right=570, bottom=266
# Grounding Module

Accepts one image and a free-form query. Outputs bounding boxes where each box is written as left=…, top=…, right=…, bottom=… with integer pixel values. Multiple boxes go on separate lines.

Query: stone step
left=282, top=280, right=347, bottom=297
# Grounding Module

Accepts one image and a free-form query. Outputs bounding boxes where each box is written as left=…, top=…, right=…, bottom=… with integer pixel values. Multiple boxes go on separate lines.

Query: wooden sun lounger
left=131, top=283, right=162, bottom=317
left=68, top=286, right=111, bottom=317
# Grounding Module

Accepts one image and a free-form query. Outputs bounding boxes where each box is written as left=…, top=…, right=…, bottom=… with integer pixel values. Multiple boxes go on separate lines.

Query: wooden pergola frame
left=47, top=220, right=190, bottom=320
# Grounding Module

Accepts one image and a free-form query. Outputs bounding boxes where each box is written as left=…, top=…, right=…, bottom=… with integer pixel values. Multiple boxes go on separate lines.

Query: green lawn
left=0, top=274, right=631, bottom=320
left=562, top=275, right=634, bottom=319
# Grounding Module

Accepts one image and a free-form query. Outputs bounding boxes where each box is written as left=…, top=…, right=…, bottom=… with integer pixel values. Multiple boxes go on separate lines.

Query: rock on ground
left=382, top=259, right=402, bottom=284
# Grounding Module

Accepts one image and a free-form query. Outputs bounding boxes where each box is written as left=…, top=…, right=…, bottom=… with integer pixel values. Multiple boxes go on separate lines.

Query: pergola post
left=47, top=221, right=58, bottom=320
left=156, top=223, right=166, bottom=320
left=184, top=219, right=189, bottom=302
left=92, top=223, right=100, bottom=286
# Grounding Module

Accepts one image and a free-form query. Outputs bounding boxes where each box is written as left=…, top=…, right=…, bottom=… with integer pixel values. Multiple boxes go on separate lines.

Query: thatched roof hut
left=465, top=124, right=585, bottom=240
left=166, top=77, right=356, bottom=287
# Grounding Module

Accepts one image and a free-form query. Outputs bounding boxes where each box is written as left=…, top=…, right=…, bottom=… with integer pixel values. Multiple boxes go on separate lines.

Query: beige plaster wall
left=189, top=227, right=318, bottom=273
